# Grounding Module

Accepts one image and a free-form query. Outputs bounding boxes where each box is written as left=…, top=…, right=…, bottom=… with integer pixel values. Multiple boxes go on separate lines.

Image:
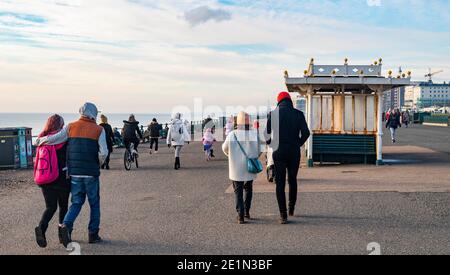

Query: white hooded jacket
left=167, top=113, right=191, bottom=146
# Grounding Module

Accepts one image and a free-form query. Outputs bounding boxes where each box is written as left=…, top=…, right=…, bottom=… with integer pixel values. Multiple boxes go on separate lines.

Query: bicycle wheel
left=124, top=151, right=132, bottom=171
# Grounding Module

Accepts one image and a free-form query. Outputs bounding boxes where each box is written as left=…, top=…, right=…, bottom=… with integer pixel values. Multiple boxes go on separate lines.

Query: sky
left=0, top=0, right=449, bottom=113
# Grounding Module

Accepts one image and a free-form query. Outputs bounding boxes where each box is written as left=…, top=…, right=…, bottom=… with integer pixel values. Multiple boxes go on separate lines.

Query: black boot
left=59, top=225, right=72, bottom=248
left=279, top=212, right=288, bottom=224
left=210, top=149, right=215, bottom=158
left=289, top=207, right=295, bottom=217
left=89, top=232, right=103, bottom=244
left=244, top=211, right=251, bottom=220
left=35, top=226, right=47, bottom=248
left=176, top=157, right=181, bottom=169
left=237, top=214, right=245, bottom=224
left=174, top=158, right=179, bottom=170
left=58, top=226, right=64, bottom=244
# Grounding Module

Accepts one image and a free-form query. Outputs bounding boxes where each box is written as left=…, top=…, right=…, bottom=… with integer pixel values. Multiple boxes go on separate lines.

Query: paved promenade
left=0, top=125, right=449, bottom=255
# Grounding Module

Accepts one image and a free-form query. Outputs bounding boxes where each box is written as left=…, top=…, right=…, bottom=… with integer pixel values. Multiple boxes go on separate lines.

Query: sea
left=0, top=113, right=174, bottom=137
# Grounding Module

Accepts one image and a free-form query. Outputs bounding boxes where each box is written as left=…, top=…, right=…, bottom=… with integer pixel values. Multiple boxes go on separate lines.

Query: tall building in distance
left=294, top=96, right=306, bottom=113
left=383, top=87, right=405, bottom=112
left=405, top=82, right=450, bottom=110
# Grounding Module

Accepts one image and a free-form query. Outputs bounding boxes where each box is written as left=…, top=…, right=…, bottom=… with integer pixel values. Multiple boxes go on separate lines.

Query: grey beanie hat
left=79, top=102, right=98, bottom=120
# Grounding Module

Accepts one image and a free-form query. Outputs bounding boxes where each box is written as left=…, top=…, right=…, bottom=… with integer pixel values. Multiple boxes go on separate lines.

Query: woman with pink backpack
left=33, top=114, right=70, bottom=248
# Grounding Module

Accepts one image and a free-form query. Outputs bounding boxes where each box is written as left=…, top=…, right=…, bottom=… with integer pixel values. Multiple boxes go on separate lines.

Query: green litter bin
left=0, top=127, right=33, bottom=169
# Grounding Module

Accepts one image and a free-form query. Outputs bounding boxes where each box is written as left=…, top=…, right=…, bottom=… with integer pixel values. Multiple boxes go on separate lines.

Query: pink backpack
left=34, top=145, right=61, bottom=185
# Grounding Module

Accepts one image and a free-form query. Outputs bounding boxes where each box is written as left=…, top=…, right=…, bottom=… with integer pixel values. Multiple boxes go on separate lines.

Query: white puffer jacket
left=167, top=115, right=191, bottom=146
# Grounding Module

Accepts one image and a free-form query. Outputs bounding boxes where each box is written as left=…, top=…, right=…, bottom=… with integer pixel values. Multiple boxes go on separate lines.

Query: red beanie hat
left=277, top=91, right=291, bottom=103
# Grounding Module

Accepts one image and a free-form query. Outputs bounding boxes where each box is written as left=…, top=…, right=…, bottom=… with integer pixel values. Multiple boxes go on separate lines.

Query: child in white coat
left=202, top=128, right=216, bottom=161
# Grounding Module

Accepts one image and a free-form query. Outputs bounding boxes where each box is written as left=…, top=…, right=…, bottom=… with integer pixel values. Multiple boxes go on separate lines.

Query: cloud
left=183, top=6, right=231, bottom=26
left=0, top=0, right=449, bottom=113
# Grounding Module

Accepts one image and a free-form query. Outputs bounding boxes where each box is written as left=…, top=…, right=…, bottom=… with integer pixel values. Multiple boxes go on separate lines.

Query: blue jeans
left=63, top=177, right=101, bottom=234
left=390, top=127, right=397, bottom=141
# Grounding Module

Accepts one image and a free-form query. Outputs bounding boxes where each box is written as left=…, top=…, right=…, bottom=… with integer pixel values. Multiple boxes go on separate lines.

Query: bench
left=313, top=134, right=377, bottom=164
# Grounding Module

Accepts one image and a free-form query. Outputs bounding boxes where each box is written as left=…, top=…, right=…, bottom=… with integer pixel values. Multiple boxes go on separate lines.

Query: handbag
left=233, top=133, right=263, bottom=174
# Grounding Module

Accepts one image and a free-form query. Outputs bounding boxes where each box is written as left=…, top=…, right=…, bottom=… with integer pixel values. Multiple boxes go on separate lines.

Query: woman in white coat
left=222, top=111, right=261, bottom=224
left=167, top=113, right=191, bottom=170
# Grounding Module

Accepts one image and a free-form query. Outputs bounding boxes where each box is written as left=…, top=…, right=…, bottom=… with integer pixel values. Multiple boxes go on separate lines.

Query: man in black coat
left=148, top=118, right=162, bottom=154
left=265, top=92, right=310, bottom=224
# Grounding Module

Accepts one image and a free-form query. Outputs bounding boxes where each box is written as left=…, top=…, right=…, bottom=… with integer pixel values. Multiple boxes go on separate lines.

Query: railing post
left=376, top=89, right=384, bottom=166
left=307, top=88, right=314, bottom=167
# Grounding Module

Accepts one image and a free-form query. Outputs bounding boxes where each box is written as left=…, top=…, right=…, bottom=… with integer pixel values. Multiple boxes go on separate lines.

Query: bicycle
left=124, top=143, right=139, bottom=170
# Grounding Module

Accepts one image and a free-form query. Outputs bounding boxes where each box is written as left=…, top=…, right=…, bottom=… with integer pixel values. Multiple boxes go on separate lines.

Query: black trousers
left=150, top=137, right=159, bottom=151
left=104, top=150, right=112, bottom=166
left=39, top=187, right=70, bottom=233
left=233, top=181, right=253, bottom=216
left=273, top=149, right=301, bottom=215
left=124, top=138, right=140, bottom=152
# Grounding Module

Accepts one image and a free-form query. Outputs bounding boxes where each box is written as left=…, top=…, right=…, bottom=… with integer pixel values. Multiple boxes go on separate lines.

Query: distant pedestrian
left=100, top=114, right=115, bottom=170
left=184, top=119, right=191, bottom=145
left=203, top=115, right=216, bottom=157
left=253, top=119, right=260, bottom=130
left=385, top=108, right=392, bottom=122
left=402, top=111, right=410, bottom=128
left=167, top=113, right=191, bottom=170
left=225, top=116, right=234, bottom=136
left=34, top=114, right=70, bottom=248
left=203, top=115, right=214, bottom=133
left=202, top=128, right=216, bottom=161
left=163, top=123, right=169, bottom=138
left=148, top=118, right=162, bottom=154
left=386, top=109, right=401, bottom=143
left=36, top=103, right=108, bottom=246
left=222, top=111, right=261, bottom=224
left=265, top=92, right=310, bottom=224
left=113, top=127, right=123, bottom=147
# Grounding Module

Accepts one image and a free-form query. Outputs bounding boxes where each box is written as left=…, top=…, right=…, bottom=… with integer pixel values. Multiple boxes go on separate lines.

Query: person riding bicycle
left=122, top=114, right=143, bottom=155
